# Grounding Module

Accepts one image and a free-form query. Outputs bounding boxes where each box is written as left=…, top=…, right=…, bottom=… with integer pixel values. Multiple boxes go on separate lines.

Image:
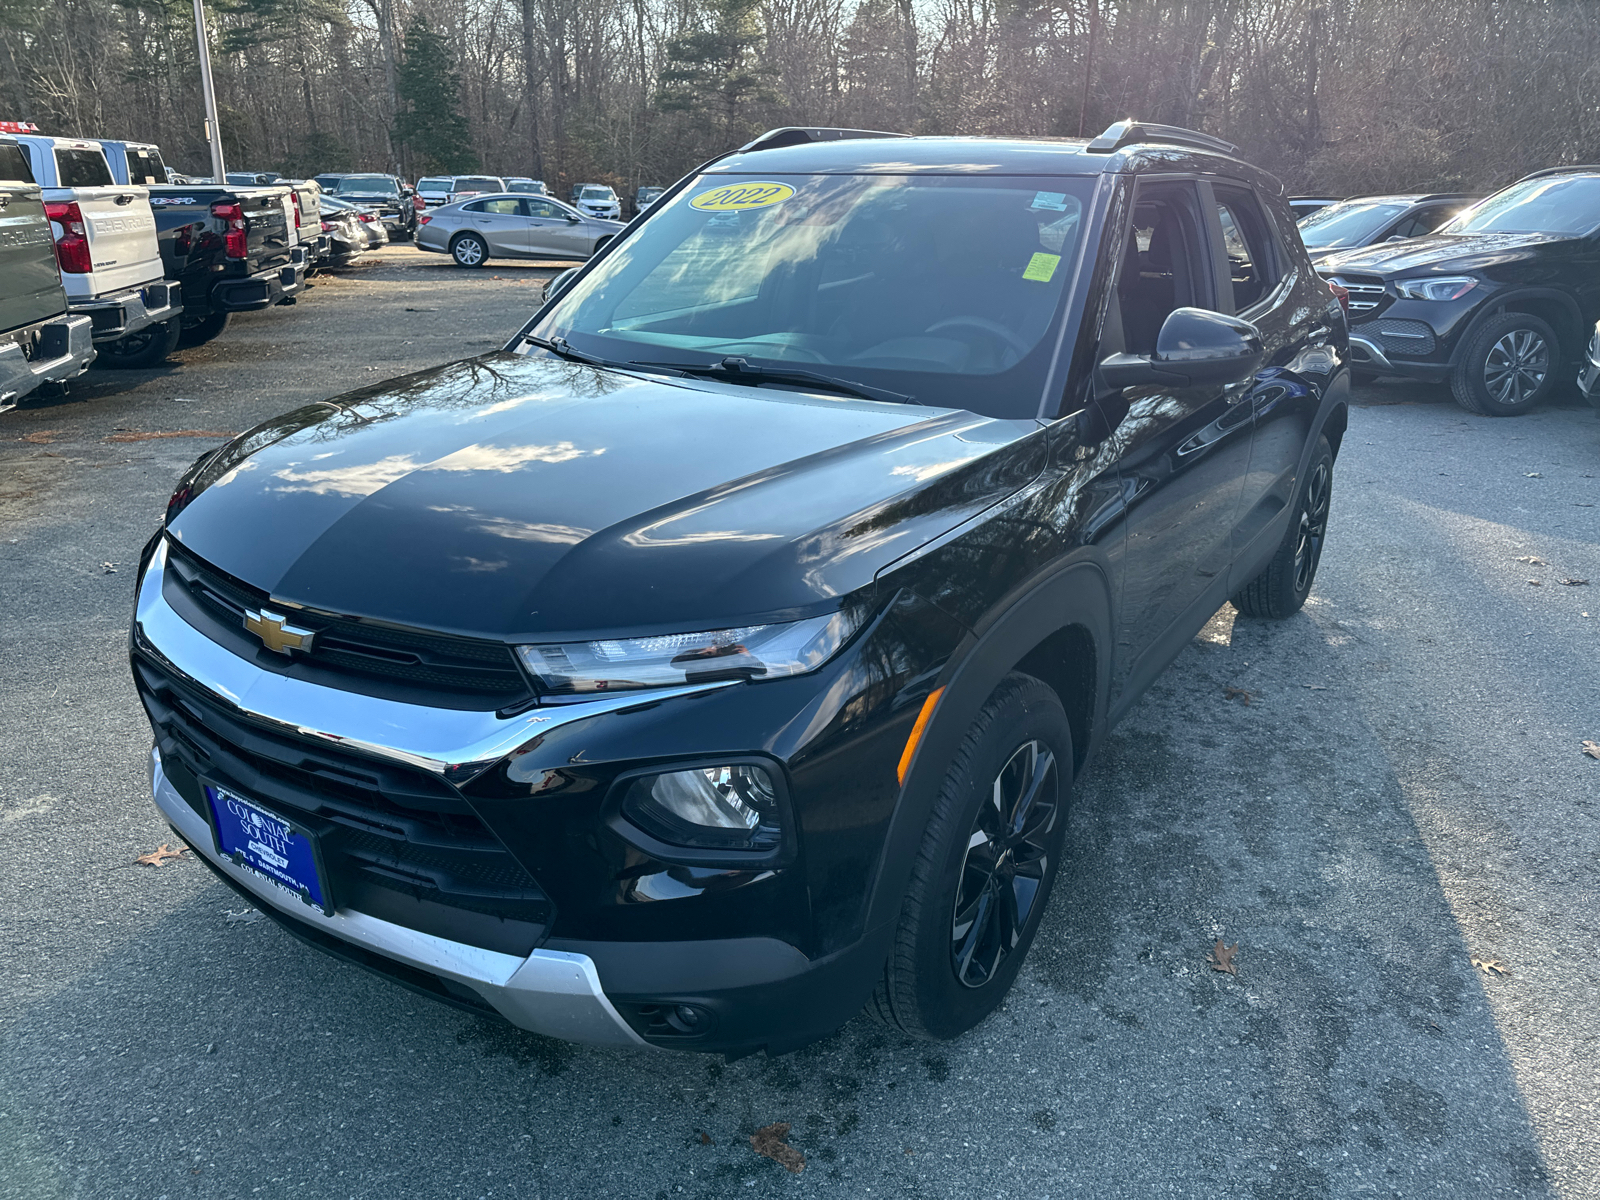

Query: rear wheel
left=871, top=673, right=1072, bottom=1041
left=1232, top=434, right=1334, bottom=619
left=95, top=317, right=181, bottom=369
left=591, top=236, right=612, bottom=257
left=451, top=233, right=488, bottom=268
left=1451, top=311, right=1558, bottom=416
left=178, top=309, right=230, bottom=348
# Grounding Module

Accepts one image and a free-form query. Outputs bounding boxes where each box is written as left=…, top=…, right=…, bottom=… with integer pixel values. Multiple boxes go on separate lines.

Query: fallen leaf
left=1207, top=939, right=1239, bottom=975
left=1527, top=579, right=1541, bottom=586
left=1514, top=556, right=1546, bottom=565
left=1224, top=686, right=1252, bottom=706
left=1470, top=955, right=1511, bottom=977
left=101, top=561, right=117, bottom=574
left=750, top=1122, right=805, bottom=1174
left=1582, top=740, right=1600, bottom=761
left=224, top=909, right=264, bottom=926
left=134, top=843, right=189, bottom=867
left=22, top=429, right=61, bottom=444
left=1560, top=578, right=1589, bottom=587
left=104, top=429, right=236, bottom=443
left=698, top=1131, right=712, bottom=1146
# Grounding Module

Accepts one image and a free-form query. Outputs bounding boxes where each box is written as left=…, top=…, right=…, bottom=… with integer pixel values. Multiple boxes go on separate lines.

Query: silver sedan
left=415, top=193, right=625, bottom=268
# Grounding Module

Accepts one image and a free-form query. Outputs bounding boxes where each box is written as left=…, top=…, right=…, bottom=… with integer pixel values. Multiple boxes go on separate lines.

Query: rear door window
left=467, top=198, right=523, bottom=215
left=0, top=144, right=33, bottom=183
left=126, top=148, right=165, bottom=184
left=1211, top=186, right=1281, bottom=311
left=55, top=148, right=113, bottom=188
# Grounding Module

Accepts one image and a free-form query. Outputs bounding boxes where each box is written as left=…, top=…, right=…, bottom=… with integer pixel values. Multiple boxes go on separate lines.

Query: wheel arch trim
left=1447, top=287, right=1581, bottom=367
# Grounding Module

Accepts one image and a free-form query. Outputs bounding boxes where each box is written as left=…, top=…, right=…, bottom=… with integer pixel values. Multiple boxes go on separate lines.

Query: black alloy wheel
left=1452, top=311, right=1559, bottom=416
left=949, top=739, right=1059, bottom=989
left=94, top=317, right=181, bottom=369
left=871, top=672, right=1072, bottom=1041
left=451, top=232, right=488, bottom=268
left=1232, top=433, right=1334, bottom=619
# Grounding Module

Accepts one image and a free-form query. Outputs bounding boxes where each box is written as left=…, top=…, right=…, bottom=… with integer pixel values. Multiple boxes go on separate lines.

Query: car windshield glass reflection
left=1297, top=201, right=1408, bottom=248
left=581, top=187, right=615, bottom=200
left=534, top=173, right=1093, bottom=418
left=336, top=176, right=398, bottom=197
left=1441, top=175, right=1600, bottom=235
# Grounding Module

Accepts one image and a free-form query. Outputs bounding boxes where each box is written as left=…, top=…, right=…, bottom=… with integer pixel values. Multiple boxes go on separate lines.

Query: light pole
left=193, top=0, right=227, bottom=181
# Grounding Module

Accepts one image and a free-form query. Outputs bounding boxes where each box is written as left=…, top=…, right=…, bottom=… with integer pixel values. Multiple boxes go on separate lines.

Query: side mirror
left=542, top=267, right=579, bottom=303
left=565, top=212, right=580, bottom=224
left=1386, top=234, right=1406, bottom=243
left=1099, top=308, right=1264, bottom=390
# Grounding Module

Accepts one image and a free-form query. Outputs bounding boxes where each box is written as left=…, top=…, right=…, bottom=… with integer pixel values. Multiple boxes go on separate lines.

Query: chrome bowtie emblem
left=244, top=608, right=315, bottom=655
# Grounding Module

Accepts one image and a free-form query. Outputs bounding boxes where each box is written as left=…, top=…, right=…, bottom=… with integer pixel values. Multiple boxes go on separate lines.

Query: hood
left=168, top=354, right=1043, bottom=641
left=1317, top=230, right=1580, bottom=276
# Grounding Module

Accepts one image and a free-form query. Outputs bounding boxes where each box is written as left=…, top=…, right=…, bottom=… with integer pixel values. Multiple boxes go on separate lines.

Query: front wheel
left=1451, top=311, right=1558, bottom=416
left=451, top=233, right=488, bottom=268
left=95, top=317, right=181, bottom=369
left=1232, top=433, right=1334, bottom=619
left=871, top=673, right=1072, bottom=1041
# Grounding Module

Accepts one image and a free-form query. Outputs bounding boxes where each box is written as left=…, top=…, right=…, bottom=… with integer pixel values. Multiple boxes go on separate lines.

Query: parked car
left=313, top=173, right=346, bottom=192
left=319, top=195, right=389, bottom=249
left=0, top=132, right=95, bottom=409
left=447, top=175, right=505, bottom=204
left=1319, top=165, right=1600, bottom=413
left=633, top=185, right=665, bottom=216
left=1297, top=193, right=1479, bottom=267
left=226, top=172, right=281, bottom=187
left=146, top=179, right=307, bottom=347
left=283, top=179, right=325, bottom=267
left=1579, top=318, right=1600, bottom=411
left=415, top=176, right=455, bottom=207
left=1288, top=195, right=1342, bottom=218
left=330, top=173, right=416, bottom=240
left=13, top=132, right=181, bottom=367
left=570, top=183, right=621, bottom=220
left=506, top=178, right=549, bottom=197
left=99, top=139, right=171, bottom=187
left=415, top=193, right=622, bottom=266
left=133, top=120, right=1348, bottom=1058
left=314, top=202, right=368, bottom=268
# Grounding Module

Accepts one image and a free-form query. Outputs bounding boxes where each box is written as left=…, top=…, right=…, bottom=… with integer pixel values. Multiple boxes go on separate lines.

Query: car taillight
left=418, top=214, right=431, bottom=225
left=291, top=193, right=303, bottom=228
left=211, top=201, right=247, bottom=258
left=357, top=212, right=374, bottom=223
left=320, top=219, right=333, bottom=233
left=44, top=201, right=92, bottom=273
left=1327, top=279, right=1349, bottom=317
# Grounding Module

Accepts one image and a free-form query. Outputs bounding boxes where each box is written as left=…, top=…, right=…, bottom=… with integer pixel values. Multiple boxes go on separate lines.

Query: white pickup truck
left=13, top=133, right=182, bottom=368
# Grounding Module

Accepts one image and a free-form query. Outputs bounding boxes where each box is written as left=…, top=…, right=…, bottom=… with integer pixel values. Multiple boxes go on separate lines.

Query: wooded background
left=3, top=0, right=1597, bottom=198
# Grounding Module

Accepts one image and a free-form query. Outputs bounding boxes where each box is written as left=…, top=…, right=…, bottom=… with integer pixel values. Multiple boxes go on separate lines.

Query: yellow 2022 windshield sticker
left=690, top=182, right=795, bottom=212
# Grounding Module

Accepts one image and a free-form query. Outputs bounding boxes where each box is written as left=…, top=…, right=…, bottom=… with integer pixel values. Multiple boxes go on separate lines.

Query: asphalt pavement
left=2, top=246, right=1597, bottom=1199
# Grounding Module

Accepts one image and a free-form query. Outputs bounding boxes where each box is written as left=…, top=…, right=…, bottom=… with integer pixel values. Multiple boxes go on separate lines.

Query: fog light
left=622, top=763, right=782, bottom=851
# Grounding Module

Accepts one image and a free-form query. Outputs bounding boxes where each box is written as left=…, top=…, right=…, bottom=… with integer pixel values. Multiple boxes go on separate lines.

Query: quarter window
left=1211, top=186, right=1280, bottom=310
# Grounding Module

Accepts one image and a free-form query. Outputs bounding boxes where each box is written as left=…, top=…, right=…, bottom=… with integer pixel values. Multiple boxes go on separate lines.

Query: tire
left=1231, top=433, right=1334, bottom=619
left=451, top=233, right=488, bottom=268
left=1451, top=311, right=1559, bottom=416
left=178, top=309, right=230, bottom=348
left=871, top=673, right=1073, bottom=1041
left=94, top=317, right=181, bottom=369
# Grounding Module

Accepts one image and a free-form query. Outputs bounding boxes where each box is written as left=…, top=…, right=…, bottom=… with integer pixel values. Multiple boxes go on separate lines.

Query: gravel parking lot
left=3, top=244, right=1597, bottom=1200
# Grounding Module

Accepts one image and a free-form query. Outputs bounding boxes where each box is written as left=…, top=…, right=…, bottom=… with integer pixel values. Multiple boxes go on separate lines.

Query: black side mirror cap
left=1099, top=307, right=1264, bottom=389
left=542, top=267, right=579, bottom=304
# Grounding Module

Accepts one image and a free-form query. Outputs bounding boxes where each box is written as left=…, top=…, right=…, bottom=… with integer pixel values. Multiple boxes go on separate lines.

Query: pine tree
left=394, top=16, right=477, bottom=174
left=654, top=0, right=780, bottom=140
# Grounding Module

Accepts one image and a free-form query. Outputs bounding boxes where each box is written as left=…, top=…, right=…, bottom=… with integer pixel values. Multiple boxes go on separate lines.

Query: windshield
left=581, top=187, right=615, bottom=200
left=639, top=188, right=664, bottom=200
left=1296, top=201, right=1408, bottom=249
left=535, top=172, right=1093, bottom=417
left=336, top=176, right=397, bottom=196
left=1441, top=174, right=1600, bottom=235
left=453, top=177, right=502, bottom=191
left=418, top=177, right=450, bottom=191
left=509, top=180, right=546, bottom=193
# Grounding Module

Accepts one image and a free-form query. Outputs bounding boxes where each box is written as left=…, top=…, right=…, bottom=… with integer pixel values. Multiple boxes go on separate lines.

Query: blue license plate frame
left=205, top=784, right=334, bottom=916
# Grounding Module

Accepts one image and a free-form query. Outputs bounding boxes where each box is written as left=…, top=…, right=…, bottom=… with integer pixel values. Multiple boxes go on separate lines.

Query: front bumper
left=70, top=281, right=180, bottom=343
left=0, top=313, right=95, bottom=408
left=149, top=750, right=647, bottom=1047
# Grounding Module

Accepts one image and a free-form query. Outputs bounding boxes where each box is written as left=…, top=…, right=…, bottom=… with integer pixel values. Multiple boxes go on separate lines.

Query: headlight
left=620, top=762, right=783, bottom=851
left=516, top=611, right=854, bottom=695
left=1394, top=276, right=1477, bottom=302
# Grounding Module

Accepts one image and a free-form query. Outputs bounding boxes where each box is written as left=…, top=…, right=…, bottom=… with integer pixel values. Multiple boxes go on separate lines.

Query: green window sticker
left=1022, top=252, right=1061, bottom=282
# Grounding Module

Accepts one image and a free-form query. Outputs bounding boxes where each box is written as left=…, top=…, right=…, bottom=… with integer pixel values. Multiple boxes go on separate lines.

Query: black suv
left=1297, top=193, right=1479, bottom=269
left=1319, top=166, right=1600, bottom=414
left=131, top=122, right=1348, bottom=1057
left=327, top=173, right=417, bottom=240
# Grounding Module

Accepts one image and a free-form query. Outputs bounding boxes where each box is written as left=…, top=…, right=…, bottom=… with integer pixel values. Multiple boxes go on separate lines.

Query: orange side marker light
left=897, top=686, right=946, bottom=785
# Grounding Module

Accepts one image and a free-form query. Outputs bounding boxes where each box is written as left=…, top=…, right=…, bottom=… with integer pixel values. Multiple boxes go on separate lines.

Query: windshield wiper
left=627, top=357, right=918, bottom=405
left=523, top=334, right=641, bottom=372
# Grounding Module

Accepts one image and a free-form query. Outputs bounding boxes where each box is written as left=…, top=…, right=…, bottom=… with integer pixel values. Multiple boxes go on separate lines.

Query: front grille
left=135, top=654, right=553, bottom=955
left=1358, top=317, right=1436, bottom=356
left=1327, top=274, right=1386, bottom=314
left=163, top=539, right=533, bottom=712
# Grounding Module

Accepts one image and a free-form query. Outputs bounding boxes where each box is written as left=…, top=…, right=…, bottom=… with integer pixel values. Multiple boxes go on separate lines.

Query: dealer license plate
left=206, top=785, right=332, bottom=914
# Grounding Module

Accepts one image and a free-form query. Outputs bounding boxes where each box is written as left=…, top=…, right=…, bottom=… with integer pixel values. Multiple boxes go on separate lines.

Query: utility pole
left=193, top=0, right=227, bottom=181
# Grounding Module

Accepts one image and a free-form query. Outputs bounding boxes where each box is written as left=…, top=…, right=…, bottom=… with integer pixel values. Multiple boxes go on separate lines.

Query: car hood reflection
left=168, top=354, right=1043, bottom=639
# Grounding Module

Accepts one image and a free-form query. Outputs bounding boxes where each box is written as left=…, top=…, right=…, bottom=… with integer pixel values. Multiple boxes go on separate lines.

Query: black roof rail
left=737, top=127, right=908, bottom=154
left=1086, top=119, right=1237, bottom=157
left=1515, top=164, right=1600, bottom=181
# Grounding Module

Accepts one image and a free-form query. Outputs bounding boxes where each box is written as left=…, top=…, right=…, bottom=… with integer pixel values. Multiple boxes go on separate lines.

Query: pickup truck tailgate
left=0, top=181, right=67, bottom=337
left=57, top=184, right=162, bottom=299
